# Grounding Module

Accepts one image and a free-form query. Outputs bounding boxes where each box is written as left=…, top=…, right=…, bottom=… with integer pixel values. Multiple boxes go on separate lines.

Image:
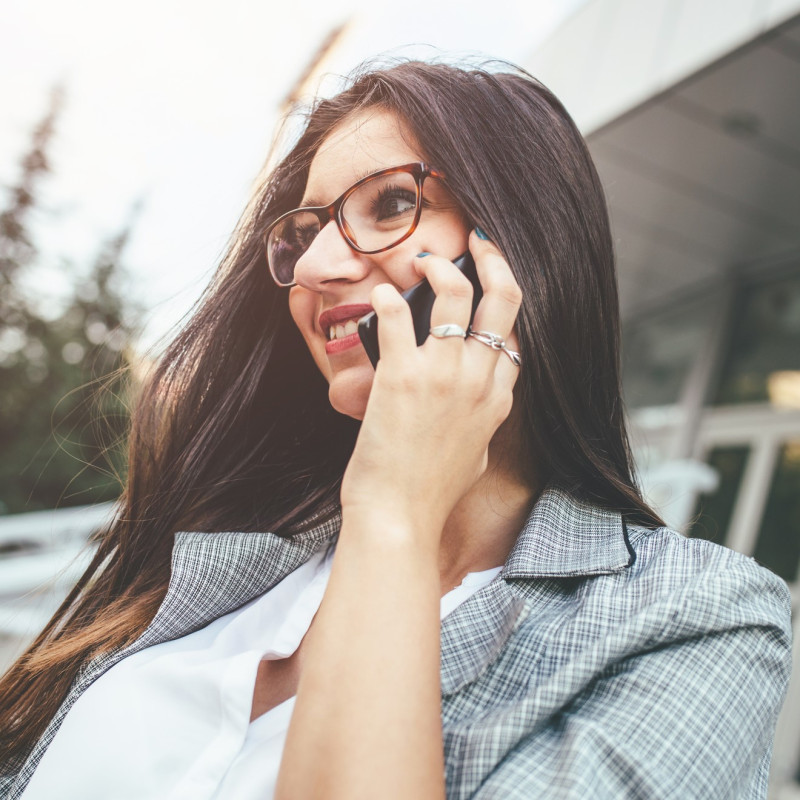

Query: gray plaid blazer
left=2, top=486, right=793, bottom=799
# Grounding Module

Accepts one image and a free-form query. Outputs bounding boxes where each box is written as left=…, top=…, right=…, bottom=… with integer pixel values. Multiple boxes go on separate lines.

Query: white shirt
left=21, top=541, right=502, bottom=800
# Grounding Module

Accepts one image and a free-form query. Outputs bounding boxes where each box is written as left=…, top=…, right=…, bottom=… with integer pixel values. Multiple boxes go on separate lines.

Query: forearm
left=275, top=512, right=446, bottom=800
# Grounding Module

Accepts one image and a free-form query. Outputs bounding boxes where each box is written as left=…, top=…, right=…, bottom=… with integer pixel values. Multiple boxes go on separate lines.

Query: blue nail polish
left=475, top=227, right=489, bottom=241
left=416, top=251, right=431, bottom=257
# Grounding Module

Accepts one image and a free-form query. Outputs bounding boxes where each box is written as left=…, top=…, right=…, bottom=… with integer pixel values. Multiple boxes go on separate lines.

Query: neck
left=437, top=436, right=540, bottom=596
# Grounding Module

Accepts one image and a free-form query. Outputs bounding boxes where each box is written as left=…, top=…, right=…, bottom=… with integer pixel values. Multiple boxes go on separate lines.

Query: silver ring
left=429, top=323, right=468, bottom=339
left=467, top=328, right=522, bottom=366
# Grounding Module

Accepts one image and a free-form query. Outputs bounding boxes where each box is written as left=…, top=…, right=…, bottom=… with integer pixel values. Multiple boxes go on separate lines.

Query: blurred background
left=1, top=0, right=799, bottom=794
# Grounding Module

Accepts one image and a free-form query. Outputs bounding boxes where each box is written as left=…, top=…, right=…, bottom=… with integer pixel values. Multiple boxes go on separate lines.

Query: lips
left=318, top=304, right=374, bottom=338
left=318, top=303, right=374, bottom=355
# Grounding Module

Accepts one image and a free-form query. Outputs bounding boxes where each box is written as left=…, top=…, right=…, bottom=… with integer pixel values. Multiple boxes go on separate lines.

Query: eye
left=296, top=225, right=318, bottom=245
left=371, top=184, right=417, bottom=221
left=293, top=222, right=318, bottom=248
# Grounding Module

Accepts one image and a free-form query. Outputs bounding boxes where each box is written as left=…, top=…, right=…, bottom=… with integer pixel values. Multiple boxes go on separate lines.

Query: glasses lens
left=267, top=211, right=321, bottom=285
left=341, top=170, right=420, bottom=252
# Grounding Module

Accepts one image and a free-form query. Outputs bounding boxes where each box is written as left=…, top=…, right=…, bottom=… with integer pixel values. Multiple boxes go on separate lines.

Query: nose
left=292, top=219, right=371, bottom=290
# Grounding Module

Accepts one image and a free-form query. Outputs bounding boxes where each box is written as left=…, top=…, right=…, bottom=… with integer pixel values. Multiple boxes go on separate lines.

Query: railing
left=0, top=503, right=114, bottom=669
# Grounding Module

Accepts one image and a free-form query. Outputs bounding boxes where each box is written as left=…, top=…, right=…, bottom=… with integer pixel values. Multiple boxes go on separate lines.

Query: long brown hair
left=0, top=60, right=664, bottom=765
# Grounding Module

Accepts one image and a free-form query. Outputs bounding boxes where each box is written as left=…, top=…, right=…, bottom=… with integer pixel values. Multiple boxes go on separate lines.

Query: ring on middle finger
left=430, top=323, right=468, bottom=339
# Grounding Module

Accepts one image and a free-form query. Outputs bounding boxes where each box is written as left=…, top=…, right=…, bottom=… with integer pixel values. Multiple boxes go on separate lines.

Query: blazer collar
left=138, top=486, right=632, bottom=664
left=502, top=484, right=634, bottom=579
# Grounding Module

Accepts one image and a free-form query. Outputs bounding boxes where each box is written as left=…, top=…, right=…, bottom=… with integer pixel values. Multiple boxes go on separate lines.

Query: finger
left=483, top=327, right=522, bottom=434
left=492, top=328, right=523, bottom=393
left=467, top=228, right=523, bottom=366
left=413, top=252, right=474, bottom=343
left=370, top=283, right=417, bottom=366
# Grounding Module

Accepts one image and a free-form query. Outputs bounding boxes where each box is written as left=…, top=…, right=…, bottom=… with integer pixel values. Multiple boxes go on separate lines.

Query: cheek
left=287, top=287, right=309, bottom=330
left=289, top=286, right=316, bottom=342
left=288, top=289, right=330, bottom=375
left=411, top=217, right=471, bottom=265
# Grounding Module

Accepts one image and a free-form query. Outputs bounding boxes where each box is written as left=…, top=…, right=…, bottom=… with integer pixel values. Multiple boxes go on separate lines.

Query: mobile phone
left=357, top=251, right=482, bottom=368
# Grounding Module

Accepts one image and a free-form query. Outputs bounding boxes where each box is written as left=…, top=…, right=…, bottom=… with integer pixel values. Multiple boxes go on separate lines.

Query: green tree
left=0, top=91, right=141, bottom=514
left=0, top=88, right=62, bottom=338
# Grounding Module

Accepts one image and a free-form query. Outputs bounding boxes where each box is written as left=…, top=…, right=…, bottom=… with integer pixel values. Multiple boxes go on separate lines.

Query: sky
left=1, top=0, right=584, bottom=352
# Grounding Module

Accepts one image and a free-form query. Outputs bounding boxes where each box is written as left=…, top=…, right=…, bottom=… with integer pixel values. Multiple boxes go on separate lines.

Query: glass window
left=688, top=446, right=750, bottom=545
left=622, top=295, right=713, bottom=409
left=715, top=272, right=800, bottom=407
left=753, top=440, right=800, bottom=584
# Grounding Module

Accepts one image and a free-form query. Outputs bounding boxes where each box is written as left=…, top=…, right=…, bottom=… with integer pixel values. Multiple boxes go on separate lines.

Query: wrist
left=340, top=504, right=443, bottom=560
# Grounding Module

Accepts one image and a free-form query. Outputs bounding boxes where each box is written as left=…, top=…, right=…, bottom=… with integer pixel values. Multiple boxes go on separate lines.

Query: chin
left=327, top=367, right=374, bottom=421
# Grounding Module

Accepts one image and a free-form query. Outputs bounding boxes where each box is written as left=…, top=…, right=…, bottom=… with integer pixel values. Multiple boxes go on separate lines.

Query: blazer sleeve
left=471, top=559, right=793, bottom=800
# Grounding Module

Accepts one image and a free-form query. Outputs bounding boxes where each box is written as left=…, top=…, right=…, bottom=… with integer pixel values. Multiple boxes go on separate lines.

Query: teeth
left=328, top=319, right=360, bottom=340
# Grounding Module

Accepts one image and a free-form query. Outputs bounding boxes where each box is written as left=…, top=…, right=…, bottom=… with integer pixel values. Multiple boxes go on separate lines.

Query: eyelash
left=372, top=183, right=419, bottom=214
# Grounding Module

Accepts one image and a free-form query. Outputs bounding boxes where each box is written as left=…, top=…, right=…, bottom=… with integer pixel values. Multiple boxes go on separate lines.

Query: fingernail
left=475, top=227, right=489, bottom=241
left=416, top=251, right=431, bottom=257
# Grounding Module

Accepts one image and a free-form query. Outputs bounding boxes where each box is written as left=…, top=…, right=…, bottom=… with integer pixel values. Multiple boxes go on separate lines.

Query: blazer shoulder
left=621, top=523, right=792, bottom=635
left=625, top=521, right=782, bottom=578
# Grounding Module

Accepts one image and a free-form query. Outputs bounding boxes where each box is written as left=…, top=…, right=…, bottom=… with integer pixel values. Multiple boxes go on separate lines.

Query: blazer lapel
left=136, top=512, right=341, bottom=650
left=71, top=510, right=341, bottom=690
left=438, top=485, right=634, bottom=695
left=440, top=580, right=529, bottom=695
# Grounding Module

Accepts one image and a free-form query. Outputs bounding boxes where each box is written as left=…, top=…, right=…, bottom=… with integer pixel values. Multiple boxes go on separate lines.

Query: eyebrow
left=300, top=165, right=387, bottom=209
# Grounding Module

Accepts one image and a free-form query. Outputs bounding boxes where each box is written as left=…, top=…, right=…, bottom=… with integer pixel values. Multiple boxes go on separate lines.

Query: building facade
left=524, top=1, right=800, bottom=795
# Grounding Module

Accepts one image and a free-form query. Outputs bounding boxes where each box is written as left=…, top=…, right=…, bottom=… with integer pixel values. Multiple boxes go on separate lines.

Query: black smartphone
left=357, top=251, right=482, bottom=368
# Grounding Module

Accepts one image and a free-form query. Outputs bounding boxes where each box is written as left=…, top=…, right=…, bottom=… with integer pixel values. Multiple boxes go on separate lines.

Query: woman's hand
left=278, top=230, right=521, bottom=800
left=340, top=229, right=523, bottom=549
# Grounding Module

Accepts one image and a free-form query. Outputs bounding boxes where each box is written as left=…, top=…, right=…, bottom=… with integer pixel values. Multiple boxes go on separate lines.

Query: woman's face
left=288, top=109, right=470, bottom=420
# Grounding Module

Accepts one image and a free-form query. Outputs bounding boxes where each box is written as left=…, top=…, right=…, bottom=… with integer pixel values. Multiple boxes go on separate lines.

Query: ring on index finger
left=467, top=328, right=522, bottom=366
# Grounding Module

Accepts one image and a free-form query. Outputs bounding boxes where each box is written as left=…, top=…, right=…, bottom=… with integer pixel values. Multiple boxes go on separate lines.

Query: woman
left=0, top=61, right=792, bottom=799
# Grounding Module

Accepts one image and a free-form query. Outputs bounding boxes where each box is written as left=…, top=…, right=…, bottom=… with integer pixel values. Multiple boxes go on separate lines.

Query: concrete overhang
left=525, top=1, right=800, bottom=319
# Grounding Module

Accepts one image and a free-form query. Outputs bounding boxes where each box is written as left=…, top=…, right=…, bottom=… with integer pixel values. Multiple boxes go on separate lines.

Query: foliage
left=0, top=89, right=141, bottom=514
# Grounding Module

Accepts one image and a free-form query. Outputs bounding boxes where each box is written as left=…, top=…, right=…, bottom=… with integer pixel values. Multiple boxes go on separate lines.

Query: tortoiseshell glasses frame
left=263, top=162, right=446, bottom=287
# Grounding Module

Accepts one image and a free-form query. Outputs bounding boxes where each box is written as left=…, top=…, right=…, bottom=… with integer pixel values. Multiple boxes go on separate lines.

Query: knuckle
left=488, top=278, right=523, bottom=307
left=441, top=274, right=473, bottom=301
left=480, top=255, right=522, bottom=306
left=402, top=375, right=419, bottom=394
left=385, top=301, right=408, bottom=318
left=431, top=368, right=457, bottom=395
left=379, top=297, right=409, bottom=320
left=389, top=369, right=417, bottom=394
left=495, top=391, right=514, bottom=423
left=505, top=283, right=524, bottom=307
left=371, top=284, right=403, bottom=311
left=465, top=372, right=492, bottom=402
left=431, top=382, right=450, bottom=400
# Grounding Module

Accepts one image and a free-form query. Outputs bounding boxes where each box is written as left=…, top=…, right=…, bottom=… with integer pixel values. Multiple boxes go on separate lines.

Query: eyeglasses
left=263, top=162, right=446, bottom=287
